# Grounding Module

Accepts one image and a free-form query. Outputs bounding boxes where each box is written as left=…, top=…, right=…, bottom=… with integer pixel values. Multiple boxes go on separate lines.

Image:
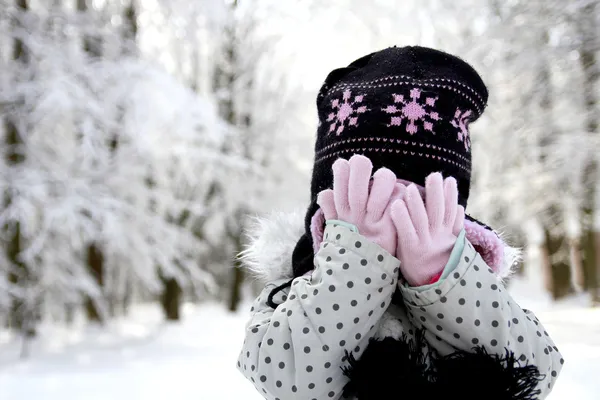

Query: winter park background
left=0, top=0, right=599, bottom=399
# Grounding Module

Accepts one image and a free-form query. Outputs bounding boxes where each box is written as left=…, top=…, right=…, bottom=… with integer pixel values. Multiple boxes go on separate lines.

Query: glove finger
left=366, top=167, right=396, bottom=219
left=347, top=155, right=373, bottom=217
left=390, top=182, right=408, bottom=202
left=425, top=172, right=445, bottom=230
left=317, top=189, right=337, bottom=221
left=405, top=184, right=429, bottom=238
left=391, top=199, right=418, bottom=245
left=332, top=158, right=351, bottom=213
left=443, top=177, right=459, bottom=227
left=453, top=205, right=465, bottom=236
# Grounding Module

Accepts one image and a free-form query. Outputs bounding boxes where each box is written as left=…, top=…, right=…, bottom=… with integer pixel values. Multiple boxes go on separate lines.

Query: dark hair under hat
left=292, top=45, right=489, bottom=279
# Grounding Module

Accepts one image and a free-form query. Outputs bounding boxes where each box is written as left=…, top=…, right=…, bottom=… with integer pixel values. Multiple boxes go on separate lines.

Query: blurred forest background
left=0, top=0, right=599, bottom=342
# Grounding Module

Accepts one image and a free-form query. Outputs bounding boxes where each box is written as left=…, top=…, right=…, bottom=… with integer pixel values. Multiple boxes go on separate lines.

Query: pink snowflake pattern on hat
left=383, top=88, right=440, bottom=134
left=451, top=108, right=472, bottom=150
left=327, top=90, right=368, bottom=135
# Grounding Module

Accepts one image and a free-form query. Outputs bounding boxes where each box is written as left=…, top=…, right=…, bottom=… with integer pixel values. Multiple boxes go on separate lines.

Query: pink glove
left=390, top=172, right=465, bottom=286
left=317, top=155, right=403, bottom=255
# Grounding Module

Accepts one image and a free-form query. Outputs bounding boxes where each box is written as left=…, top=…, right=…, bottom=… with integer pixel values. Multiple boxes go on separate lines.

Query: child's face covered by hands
left=316, top=154, right=465, bottom=285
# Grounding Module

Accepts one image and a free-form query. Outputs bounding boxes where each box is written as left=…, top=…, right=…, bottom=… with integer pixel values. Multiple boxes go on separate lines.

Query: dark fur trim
left=342, top=331, right=543, bottom=400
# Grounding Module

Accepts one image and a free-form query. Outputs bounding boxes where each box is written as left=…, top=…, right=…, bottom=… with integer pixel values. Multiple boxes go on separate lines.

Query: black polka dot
left=381, top=301, right=386, bottom=308
left=453, top=272, right=460, bottom=279
left=308, top=383, right=315, bottom=389
left=328, top=391, right=335, bottom=398
left=329, top=285, right=336, bottom=292
left=339, top=248, right=346, bottom=254
left=278, top=362, right=285, bottom=369
left=354, top=317, right=360, bottom=323
left=437, top=313, right=444, bottom=319
left=318, top=326, right=325, bottom=333
left=333, top=304, right=340, bottom=311
left=336, top=234, right=341, bottom=240
left=326, top=256, right=331, bottom=262
left=381, top=273, right=387, bottom=280
left=355, top=241, right=362, bottom=248
left=339, top=340, right=346, bottom=347
left=287, top=310, right=292, bottom=316
left=456, top=317, right=463, bottom=323
left=313, top=289, right=319, bottom=296
left=343, top=263, right=349, bottom=270
left=378, top=288, right=383, bottom=293
left=267, top=338, right=274, bottom=345
left=440, top=296, right=447, bottom=303
left=260, top=375, right=267, bottom=382
left=365, top=277, right=371, bottom=284
left=251, top=365, right=255, bottom=371
left=283, top=343, right=290, bottom=350
left=326, top=269, right=333, bottom=275
left=435, top=289, right=442, bottom=295
left=459, top=298, right=466, bottom=305
left=544, top=348, right=549, bottom=355
left=368, top=310, right=374, bottom=316
left=301, top=294, right=308, bottom=299
left=472, top=338, right=479, bottom=344
left=361, top=259, right=368, bottom=266
left=454, top=332, right=460, bottom=339
left=473, top=265, right=479, bottom=271
left=325, top=362, right=331, bottom=368
left=303, top=327, right=310, bottom=334
left=289, top=295, right=296, bottom=300
left=460, top=279, right=466, bottom=286
left=512, top=318, right=519, bottom=324
left=304, top=346, right=311, bottom=354
left=436, top=325, right=443, bottom=331
left=518, top=336, right=524, bottom=343
left=519, top=354, right=527, bottom=361
left=476, top=300, right=481, bottom=307
left=377, top=255, right=384, bottom=262
left=474, top=319, right=480, bottom=326
left=252, top=327, right=258, bottom=333
left=351, top=300, right=358, bottom=307
left=347, top=281, right=354, bottom=288
left=264, top=356, right=272, bottom=364
left=492, top=301, right=499, bottom=308
left=276, top=380, right=282, bottom=387
left=367, top=294, right=371, bottom=301
left=560, top=358, right=564, bottom=365
left=551, top=370, right=557, bottom=377
left=326, top=377, right=333, bottom=383
left=488, top=268, right=493, bottom=273
left=337, top=322, right=344, bottom=329
left=420, top=316, right=426, bottom=322
left=292, top=385, right=297, bottom=392
left=476, top=282, right=482, bottom=289
left=465, top=256, right=470, bottom=263
left=492, top=320, right=499, bottom=327
left=315, top=307, right=322, bottom=314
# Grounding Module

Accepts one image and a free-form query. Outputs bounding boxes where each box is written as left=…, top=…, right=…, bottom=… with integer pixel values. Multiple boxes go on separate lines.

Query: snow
left=1, top=282, right=599, bottom=400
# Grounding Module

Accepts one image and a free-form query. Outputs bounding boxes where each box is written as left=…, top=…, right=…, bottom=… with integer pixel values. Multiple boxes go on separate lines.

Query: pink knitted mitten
left=317, top=155, right=404, bottom=255
left=390, top=172, right=465, bottom=286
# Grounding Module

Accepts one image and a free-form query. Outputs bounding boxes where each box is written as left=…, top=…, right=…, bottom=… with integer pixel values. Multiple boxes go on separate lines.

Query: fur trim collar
left=240, top=210, right=520, bottom=283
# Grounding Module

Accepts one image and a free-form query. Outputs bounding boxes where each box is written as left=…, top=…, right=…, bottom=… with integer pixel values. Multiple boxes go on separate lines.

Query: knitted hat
left=292, top=46, right=489, bottom=277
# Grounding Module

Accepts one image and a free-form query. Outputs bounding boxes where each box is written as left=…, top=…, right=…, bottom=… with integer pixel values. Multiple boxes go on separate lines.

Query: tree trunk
left=568, top=237, right=585, bottom=292
left=160, top=276, right=182, bottom=321
left=577, top=1, right=599, bottom=304
left=544, top=229, right=572, bottom=300
left=5, top=0, right=29, bottom=333
left=85, top=243, right=104, bottom=322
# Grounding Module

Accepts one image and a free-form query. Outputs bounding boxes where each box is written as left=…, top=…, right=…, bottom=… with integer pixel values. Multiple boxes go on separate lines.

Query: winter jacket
left=237, top=212, right=563, bottom=400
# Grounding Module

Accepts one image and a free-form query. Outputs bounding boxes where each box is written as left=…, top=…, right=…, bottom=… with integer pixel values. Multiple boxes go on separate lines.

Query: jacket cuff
left=399, top=238, right=480, bottom=306
left=320, top=223, right=400, bottom=276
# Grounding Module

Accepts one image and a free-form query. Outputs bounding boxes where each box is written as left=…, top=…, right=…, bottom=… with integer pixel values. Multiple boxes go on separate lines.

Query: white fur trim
left=238, top=211, right=304, bottom=283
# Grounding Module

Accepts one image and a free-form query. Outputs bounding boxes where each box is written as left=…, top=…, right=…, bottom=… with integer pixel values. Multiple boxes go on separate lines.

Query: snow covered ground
left=0, top=280, right=599, bottom=400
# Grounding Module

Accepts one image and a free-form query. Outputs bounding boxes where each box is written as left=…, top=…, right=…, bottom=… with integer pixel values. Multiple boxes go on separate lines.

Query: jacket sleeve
left=398, top=238, right=564, bottom=399
left=237, top=223, right=400, bottom=400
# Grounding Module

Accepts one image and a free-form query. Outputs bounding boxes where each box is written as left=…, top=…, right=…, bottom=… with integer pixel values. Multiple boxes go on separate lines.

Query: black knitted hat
left=292, top=46, right=489, bottom=277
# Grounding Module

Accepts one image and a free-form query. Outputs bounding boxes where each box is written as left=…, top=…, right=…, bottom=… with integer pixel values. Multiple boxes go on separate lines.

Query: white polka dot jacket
left=237, top=211, right=563, bottom=400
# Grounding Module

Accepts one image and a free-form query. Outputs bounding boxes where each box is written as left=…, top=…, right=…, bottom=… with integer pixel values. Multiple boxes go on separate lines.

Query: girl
left=237, top=46, right=563, bottom=400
